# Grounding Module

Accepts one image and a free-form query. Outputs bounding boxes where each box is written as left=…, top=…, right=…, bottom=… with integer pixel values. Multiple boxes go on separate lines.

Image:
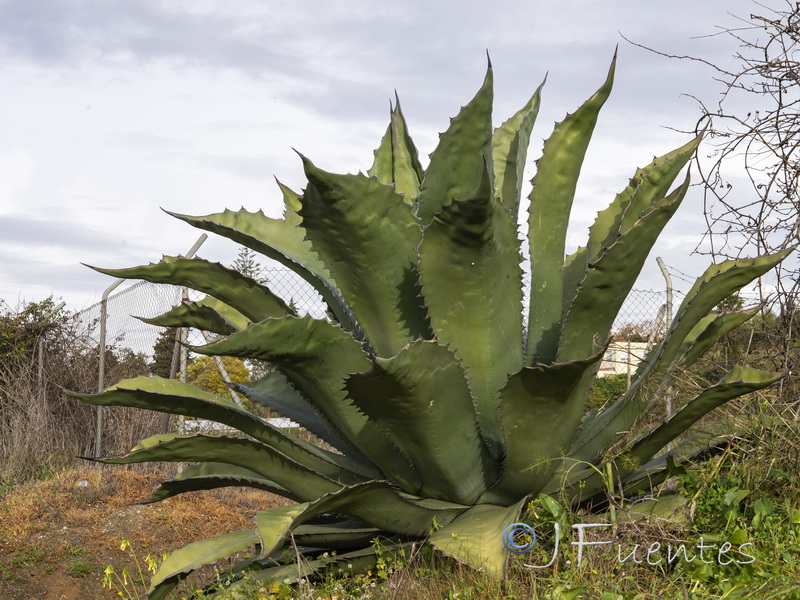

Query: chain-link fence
left=75, top=267, right=681, bottom=453
left=74, top=269, right=328, bottom=363
left=76, top=271, right=676, bottom=363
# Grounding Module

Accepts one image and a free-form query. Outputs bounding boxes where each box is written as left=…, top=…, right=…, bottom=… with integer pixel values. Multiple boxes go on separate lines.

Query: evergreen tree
left=149, top=328, right=178, bottom=378
left=231, top=247, right=267, bottom=284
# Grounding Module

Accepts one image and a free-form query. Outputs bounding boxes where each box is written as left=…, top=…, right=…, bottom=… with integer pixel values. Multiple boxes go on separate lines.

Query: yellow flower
left=146, top=553, right=159, bottom=573
left=120, top=539, right=131, bottom=551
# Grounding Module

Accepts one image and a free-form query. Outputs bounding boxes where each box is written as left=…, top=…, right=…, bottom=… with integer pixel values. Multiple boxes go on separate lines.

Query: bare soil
left=0, top=467, right=288, bottom=599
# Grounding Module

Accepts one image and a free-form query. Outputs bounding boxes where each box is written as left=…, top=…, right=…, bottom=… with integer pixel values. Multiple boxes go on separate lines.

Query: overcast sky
left=0, top=0, right=766, bottom=314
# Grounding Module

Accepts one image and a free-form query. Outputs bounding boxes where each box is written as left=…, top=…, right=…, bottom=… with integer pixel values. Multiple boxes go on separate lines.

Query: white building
left=598, top=341, right=650, bottom=378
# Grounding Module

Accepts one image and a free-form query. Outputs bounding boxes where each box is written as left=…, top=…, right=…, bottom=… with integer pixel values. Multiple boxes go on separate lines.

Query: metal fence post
left=93, top=234, right=207, bottom=458
left=655, top=257, right=676, bottom=454
left=94, top=279, right=124, bottom=457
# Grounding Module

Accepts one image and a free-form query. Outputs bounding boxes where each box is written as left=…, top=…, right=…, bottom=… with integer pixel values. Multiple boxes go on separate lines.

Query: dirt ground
left=0, top=467, right=288, bottom=600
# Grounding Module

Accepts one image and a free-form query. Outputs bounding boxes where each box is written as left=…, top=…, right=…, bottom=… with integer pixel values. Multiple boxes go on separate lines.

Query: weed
left=10, top=543, right=45, bottom=568
left=66, top=559, right=93, bottom=578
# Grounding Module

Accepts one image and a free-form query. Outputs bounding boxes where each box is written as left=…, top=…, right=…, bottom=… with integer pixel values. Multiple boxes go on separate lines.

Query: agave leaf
left=566, top=135, right=699, bottom=320
left=346, top=341, right=492, bottom=505
left=624, top=365, right=783, bottom=468
left=299, top=158, right=430, bottom=356
left=143, top=462, right=299, bottom=503
left=616, top=438, right=731, bottom=498
left=586, top=135, right=702, bottom=264
left=234, top=371, right=376, bottom=470
left=92, top=257, right=290, bottom=322
left=197, top=295, right=251, bottom=330
left=196, top=316, right=422, bottom=492
left=254, top=502, right=313, bottom=557
left=307, top=482, right=466, bottom=536
left=147, top=529, right=260, bottom=600
left=292, top=524, right=386, bottom=550
left=254, top=482, right=467, bottom=561
left=557, top=174, right=690, bottom=363
left=417, top=168, right=524, bottom=459
left=591, top=494, right=689, bottom=525
left=416, top=66, right=493, bottom=225
left=558, top=135, right=699, bottom=330
left=480, top=350, right=605, bottom=505
left=167, top=207, right=354, bottom=329
left=526, top=56, right=615, bottom=365
left=99, top=434, right=342, bottom=501
left=568, top=249, right=793, bottom=465
left=561, top=246, right=588, bottom=319
left=369, top=120, right=394, bottom=184
left=677, top=308, right=759, bottom=369
left=369, top=98, right=424, bottom=202
left=277, top=180, right=304, bottom=226
left=492, top=77, right=545, bottom=216
left=73, top=376, right=366, bottom=485
left=139, top=300, right=240, bottom=336
left=235, top=544, right=412, bottom=587
left=557, top=366, right=778, bottom=505
left=429, top=497, right=527, bottom=578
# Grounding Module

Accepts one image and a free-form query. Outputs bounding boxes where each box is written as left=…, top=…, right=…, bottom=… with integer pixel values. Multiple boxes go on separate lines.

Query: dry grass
left=0, top=466, right=289, bottom=599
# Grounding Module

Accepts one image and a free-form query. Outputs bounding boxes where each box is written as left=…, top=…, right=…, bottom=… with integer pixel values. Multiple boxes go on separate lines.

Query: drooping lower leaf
left=428, top=497, right=527, bottom=578
left=292, top=521, right=386, bottom=550
left=99, top=433, right=342, bottom=501
left=143, top=462, right=300, bottom=504
left=230, top=544, right=412, bottom=589
left=147, top=529, right=260, bottom=600
left=73, top=376, right=366, bottom=485
left=252, top=482, right=467, bottom=559
left=623, top=365, right=782, bottom=469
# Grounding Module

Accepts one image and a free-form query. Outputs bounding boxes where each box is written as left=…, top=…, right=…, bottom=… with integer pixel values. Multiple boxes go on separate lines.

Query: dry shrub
left=0, top=301, right=164, bottom=486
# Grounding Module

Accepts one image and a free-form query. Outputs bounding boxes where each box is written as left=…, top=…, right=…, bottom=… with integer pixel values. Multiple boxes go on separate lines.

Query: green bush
left=587, top=374, right=628, bottom=411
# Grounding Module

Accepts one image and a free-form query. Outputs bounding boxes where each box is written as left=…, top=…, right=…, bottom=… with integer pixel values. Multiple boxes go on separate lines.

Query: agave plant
left=76, top=55, right=790, bottom=598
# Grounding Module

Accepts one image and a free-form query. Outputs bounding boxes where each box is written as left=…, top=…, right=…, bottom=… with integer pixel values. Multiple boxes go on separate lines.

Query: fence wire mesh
left=76, top=269, right=680, bottom=364
left=73, top=266, right=723, bottom=453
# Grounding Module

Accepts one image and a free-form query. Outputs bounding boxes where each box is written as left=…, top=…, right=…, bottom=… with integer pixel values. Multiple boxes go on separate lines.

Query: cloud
left=0, top=148, right=36, bottom=210
left=0, top=214, right=123, bottom=250
left=108, top=131, right=190, bottom=151
left=188, top=153, right=281, bottom=181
